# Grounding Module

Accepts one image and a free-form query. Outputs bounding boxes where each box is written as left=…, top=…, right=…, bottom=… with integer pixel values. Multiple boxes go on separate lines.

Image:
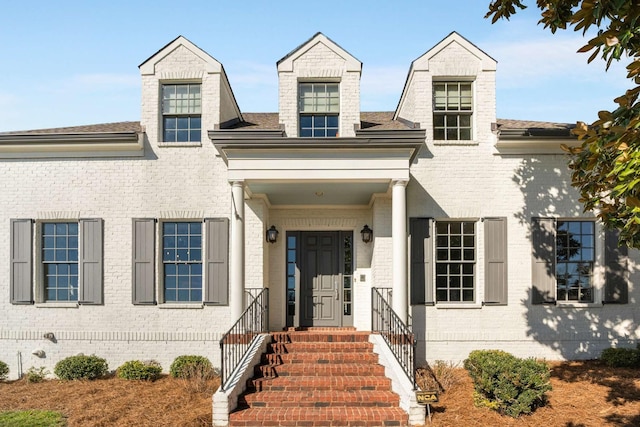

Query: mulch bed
left=0, top=361, right=638, bottom=426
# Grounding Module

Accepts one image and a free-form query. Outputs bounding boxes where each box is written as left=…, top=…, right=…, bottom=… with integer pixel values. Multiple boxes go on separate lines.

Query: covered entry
left=286, top=231, right=353, bottom=327
left=211, top=129, right=423, bottom=328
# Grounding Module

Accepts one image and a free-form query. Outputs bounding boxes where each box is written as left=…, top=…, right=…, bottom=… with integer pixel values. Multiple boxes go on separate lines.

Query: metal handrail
left=219, top=288, right=269, bottom=390
left=371, top=287, right=417, bottom=390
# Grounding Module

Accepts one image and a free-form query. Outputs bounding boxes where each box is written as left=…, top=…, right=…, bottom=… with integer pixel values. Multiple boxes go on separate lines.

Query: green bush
left=54, top=354, right=108, bottom=380
left=169, top=355, right=213, bottom=379
left=117, top=360, right=162, bottom=381
left=600, top=346, right=640, bottom=368
left=25, top=366, right=49, bottom=383
left=0, top=360, right=8, bottom=381
left=464, top=350, right=552, bottom=418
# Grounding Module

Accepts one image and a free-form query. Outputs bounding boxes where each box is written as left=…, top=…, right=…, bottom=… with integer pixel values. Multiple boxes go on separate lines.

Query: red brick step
left=229, top=330, right=409, bottom=427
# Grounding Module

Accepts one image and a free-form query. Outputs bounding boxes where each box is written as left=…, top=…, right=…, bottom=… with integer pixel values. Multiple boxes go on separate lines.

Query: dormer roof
left=394, top=32, right=497, bottom=121
left=139, top=35, right=223, bottom=75
left=276, top=32, right=362, bottom=73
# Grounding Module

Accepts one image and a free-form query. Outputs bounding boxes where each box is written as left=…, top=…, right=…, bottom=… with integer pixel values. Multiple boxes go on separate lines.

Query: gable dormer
left=395, top=32, right=496, bottom=145
left=139, top=36, right=241, bottom=146
left=277, top=33, right=362, bottom=138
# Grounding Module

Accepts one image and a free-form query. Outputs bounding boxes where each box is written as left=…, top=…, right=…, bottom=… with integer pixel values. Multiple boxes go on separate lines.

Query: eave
left=0, top=132, right=145, bottom=158
left=209, top=128, right=426, bottom=164
left=495, top=128, right=579, bottom=155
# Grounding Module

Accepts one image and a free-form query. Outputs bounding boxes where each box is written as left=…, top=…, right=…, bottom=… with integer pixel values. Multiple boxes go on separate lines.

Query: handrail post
left=219, top=288, right=269, bottom=391
left=371, top=287, right=417, bottom=390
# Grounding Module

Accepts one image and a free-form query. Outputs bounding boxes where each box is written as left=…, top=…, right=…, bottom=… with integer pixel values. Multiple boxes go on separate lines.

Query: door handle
left=335, top=280, right=339, bottom=300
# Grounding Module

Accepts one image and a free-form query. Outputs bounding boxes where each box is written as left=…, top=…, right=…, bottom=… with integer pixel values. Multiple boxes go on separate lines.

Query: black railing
left=371, top=287, right=417, bottom=389
left=220, top=288, right=269, bottom=391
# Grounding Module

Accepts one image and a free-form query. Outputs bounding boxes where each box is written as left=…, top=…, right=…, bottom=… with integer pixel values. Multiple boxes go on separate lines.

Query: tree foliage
left=487, top=0, right=640, bottom=248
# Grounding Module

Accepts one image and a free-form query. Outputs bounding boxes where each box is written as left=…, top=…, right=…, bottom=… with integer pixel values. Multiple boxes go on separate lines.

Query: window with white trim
left=298, top=83, right=339, bottom=137
left=556, top=220, right=594, bottom=302
left=132, top=218, right=229, bottom=306
left=433, top=81, right=472, bottom=141
left=162, top=83, right=201, bottom=143
left=162, top=221, right=202, bottom=302
left=42, top=222, right=79, bottom=301
left=10, top=218, right=103, bottom=306
left=435, top=221, right=476, bottom=302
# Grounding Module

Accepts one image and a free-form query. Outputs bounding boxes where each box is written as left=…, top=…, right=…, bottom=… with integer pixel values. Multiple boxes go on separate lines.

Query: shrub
left=0, top=360, right=8, bottom=381
left=600, top=346, right=640, bottom=368
left=416, top=360, right=460, bottom=392
left=25, top=366, right=49, bottom=383
left=464, top=350, right=552, bottom=418
left=54, top=354, right=108, bottom=380
left=169, top=355, right=214, bottom=379
left=117, top=360, right=162, bottom=381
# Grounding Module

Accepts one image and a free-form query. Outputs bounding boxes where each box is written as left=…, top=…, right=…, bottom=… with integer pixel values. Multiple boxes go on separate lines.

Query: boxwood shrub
left=600, top=345, right=640, bottom=368
left=169, top=355, right=213, bottom=379
left=464, top=349, right=552, bottom=417
left=54, top=354, right=108, bottom=380
left=0, top=360, right=8, bottom=381
left=117, top=360, right=162, bottom=381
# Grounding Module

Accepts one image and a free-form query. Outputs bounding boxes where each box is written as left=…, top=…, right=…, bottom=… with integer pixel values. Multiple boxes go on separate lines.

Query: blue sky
left=0, top=0, right=630, bottom=131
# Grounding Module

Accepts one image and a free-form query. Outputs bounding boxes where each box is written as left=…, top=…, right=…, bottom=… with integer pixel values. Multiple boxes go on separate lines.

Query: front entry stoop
left=228, top=328, right=411, bottom=427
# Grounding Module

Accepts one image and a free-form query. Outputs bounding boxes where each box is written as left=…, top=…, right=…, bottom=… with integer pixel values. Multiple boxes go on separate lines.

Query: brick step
left=262, top=351, right=379, bottom=365
left=270, top=331, right=371, bottom=343
left=256, top=362, right=385, bottom=378
left=268, top=341, right=373, bottom=354
left=240, top=390, right=400, bottom=408
left=228, top=407, right=408, bottom=427
left=248, top=375, right=393, bottom=392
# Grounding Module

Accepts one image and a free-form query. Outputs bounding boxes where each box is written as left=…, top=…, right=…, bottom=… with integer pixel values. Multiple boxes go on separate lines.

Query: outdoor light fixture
left=360, top=225, right=373, bottom=243
left=266, top=225, right=279, bottom=243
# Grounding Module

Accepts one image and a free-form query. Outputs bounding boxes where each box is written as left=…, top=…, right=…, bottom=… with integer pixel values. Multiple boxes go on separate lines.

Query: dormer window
left=433, top=81, right=472, bottom=141
left=299, top=83, right=339, bottom=137
left=162, top=83, right=201, bottom=143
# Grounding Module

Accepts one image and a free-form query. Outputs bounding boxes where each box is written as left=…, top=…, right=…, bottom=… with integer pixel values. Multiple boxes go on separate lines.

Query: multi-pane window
left=342, top=233, right=353, bottom=316
left=162, top=222, right=202, bottom=302
left=435, top=221, right=475, bottom=302
left=299, top=83, right=339, bottom=137
left=162, top=83, right=201, bottom=143
left=42, top=222, right=79, bottom=302
left=286, top=235, right=297, bottom=318
left=433, top=82, right=472, bottom=141
left=556, top=221, right=594, bottom=302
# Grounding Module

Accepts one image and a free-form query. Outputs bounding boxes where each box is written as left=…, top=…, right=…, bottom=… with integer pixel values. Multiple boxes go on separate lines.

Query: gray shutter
left=132, top=219, right=156, bottom=305
left=410, top=217, right=433, bottom=305
left=10, top=219, right=33, bottom=304
left=604, top=228, right=629, bottom=304
left=79, top=218, right=103, bottom=305
left=204, top=218, right=229, bottom=305
left=531, top=217, right=556, bottom=304
left=484, top=217, right=508, bottom=305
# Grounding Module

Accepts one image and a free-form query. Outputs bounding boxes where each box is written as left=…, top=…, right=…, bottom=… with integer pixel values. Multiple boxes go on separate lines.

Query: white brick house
left=0, top=32, right=637, bottom=380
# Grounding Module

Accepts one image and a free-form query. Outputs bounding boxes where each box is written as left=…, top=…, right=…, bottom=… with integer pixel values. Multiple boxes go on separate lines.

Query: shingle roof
left=0, top=117, right=573, bottom=136
left=0, top=121, right=142, bottom=135
left=231, top=112, right=412, bottom=131
left=496, top=119, right=574, bottom=130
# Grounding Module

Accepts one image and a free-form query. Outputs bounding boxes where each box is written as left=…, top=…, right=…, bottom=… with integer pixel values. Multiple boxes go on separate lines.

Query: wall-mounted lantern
left=266, top=225, right=279, bottom=243
left=360, top=225, right=373, bottom=243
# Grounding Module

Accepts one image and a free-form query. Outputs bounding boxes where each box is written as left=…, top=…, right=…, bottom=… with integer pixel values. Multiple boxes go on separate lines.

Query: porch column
left=230, top=180, right=245, bottom=321
left=392, top=179, right=408, bottom=322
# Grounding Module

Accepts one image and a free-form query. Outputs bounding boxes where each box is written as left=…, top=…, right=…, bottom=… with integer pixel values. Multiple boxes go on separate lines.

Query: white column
left=230, top=180, right=245, bottom=320
left=392, top=179, right=408, bottom=322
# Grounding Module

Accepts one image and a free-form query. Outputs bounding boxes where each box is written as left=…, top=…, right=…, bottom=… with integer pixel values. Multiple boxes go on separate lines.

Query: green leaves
left=489, top=0, right=640, bottom=248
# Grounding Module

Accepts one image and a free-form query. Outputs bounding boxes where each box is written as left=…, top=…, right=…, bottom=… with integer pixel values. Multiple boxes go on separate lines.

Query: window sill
left=157, top=141, right=202, bottom=148
left=433, top=140, right=479, bottom=146
left=36, top=302, right=79, bottom=309
left=158, top=303, right=204, bottom=309
left=435, top=303, right=482, bottom=309
left=556, top=301, right=602, bottom=309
